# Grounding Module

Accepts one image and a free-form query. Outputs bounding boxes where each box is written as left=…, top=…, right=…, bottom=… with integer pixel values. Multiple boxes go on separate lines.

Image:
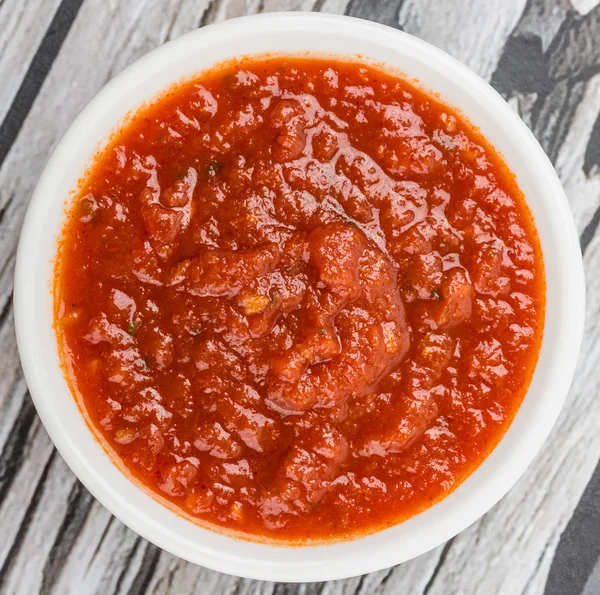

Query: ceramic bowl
left=14, top=12, right=585, bottom=582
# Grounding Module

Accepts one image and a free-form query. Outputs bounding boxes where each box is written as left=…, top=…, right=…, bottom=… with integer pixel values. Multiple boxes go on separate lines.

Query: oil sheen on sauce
left=55, top=57, right=545, bottom=542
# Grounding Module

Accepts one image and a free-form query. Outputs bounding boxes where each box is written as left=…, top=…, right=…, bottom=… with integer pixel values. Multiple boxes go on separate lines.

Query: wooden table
left=1, top=1, right=599, bottom=593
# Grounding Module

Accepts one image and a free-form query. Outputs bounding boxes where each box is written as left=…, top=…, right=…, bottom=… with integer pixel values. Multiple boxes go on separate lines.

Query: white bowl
left=14, top=12, right=585, bottom=582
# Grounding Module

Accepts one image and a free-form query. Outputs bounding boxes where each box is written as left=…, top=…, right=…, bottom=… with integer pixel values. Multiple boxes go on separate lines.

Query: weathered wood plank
left=45, top=504, right=143, bottom=595
left=0, top=426, right=60, bottom=593
left=0, top=0, right=84, bottom=168
left=556, top=75, right=600, bottom=240
left=313, top=0, right=350, bottom=13
left=571, top=0, right=600, bottom=13
left=0, top=0, right=62, bottom=122
left=398, top=0, right=527, bottom=80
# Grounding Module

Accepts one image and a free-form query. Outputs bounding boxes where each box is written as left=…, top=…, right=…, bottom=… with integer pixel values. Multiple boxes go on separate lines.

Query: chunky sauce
left=56, top=57, right=544, bottom=542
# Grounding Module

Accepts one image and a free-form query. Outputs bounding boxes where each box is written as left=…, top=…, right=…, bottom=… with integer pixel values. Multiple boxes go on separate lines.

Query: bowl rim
left=14, top=11, right=585, bottom=582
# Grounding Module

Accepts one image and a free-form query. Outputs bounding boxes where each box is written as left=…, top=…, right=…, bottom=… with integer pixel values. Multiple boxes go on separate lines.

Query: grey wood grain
left=0, top=0, right=62, bottom=122
left=0, top=0, right=599, bottom=593
left=0, top=0, right=84, bottom=167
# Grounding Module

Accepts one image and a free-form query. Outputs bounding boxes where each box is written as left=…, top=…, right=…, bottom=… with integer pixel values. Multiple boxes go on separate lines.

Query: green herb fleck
left=189, top=327, right=201, bottom=337
left=205, top=161, right=224, bottom=176
left=176, top=170, right=187, bottom=180
left=127, top=319, right=140, bottom=335
left=431, top=287, right=443, bottom=302
left=319, top=327, right=327, bottom=336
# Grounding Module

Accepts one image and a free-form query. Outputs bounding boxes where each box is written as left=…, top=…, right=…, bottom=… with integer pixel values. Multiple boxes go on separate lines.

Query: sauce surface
left=56, top=57, right=544, bottom=542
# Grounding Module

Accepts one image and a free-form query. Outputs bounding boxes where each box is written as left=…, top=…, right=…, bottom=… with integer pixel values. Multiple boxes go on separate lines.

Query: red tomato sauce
left=55, top=57, right=545, bottom=542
